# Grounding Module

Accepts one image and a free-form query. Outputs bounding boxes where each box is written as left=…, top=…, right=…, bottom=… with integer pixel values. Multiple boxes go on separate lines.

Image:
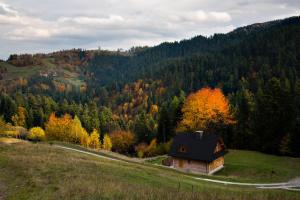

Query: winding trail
left=191, top=177, right=300, bottom=190
left=54, top=145, right=300, bottom=191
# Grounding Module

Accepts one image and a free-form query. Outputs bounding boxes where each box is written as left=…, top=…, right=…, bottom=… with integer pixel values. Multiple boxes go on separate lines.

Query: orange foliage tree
left=177, top=87, right=234, bottom=132
left=110, top=130, right=135, bottom=153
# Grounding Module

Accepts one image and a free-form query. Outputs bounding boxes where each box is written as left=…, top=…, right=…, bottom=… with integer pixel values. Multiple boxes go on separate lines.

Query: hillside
left=0, top=140, right=299, bottom=200
left=0, top=16, right=300, bottom=157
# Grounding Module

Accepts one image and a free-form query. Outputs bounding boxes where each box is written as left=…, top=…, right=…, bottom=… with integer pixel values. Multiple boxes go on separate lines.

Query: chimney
left=195, top=131, right=204, bottom=139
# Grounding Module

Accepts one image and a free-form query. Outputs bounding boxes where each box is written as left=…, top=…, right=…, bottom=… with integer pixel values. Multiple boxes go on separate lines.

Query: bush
left=110, top=130, right=135, bottom=153
left=164, top=139, right=173, bottom=153
left=137, top=151, right=144, bottom=158
left=135, top=139, right=158, bottom=157
left=1, top=124, right=28, bottom=139
left=145, top=139, right=157, bottom=157
left=155, top=143, right=166, bottom=155
left=28, top=127, right=46, bottom=141
left=135, top=143, right=148, bottom=158
left=15, top=126, right=29, bottom=139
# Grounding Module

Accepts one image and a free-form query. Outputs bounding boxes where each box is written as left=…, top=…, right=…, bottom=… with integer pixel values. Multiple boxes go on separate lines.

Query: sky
left=0, top=0, right=299, bottom=59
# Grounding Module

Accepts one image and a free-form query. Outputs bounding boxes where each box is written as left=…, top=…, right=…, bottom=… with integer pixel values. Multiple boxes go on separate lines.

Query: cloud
left=0, top=2, right=17, bottom=16
left=58, top=15, right=125, bottom=26
left=0, top=0, right=299, bottom=59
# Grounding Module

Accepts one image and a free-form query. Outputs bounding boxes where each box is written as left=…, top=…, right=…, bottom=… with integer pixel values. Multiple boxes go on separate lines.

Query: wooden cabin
left=168, top=131, right=227, bottom=175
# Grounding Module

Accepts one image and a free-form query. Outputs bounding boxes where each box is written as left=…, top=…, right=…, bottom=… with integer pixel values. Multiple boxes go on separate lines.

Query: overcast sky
left=0, top=0, right=299, bottom=59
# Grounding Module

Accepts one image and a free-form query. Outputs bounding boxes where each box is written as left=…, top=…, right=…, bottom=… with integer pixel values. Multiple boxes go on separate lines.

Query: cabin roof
left=168, top=132, right=227, bottom=162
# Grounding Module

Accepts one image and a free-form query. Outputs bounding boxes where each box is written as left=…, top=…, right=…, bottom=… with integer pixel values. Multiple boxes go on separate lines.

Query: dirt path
left=191, top=177, right=300, bottom=190
left=54, top=145, right=127, bottom=163
left=54, top=145, right=300, bottom=191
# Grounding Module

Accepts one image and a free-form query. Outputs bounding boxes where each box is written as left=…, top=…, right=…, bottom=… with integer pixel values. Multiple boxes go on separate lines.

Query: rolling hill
left=0, top=139, right=299, bottom=200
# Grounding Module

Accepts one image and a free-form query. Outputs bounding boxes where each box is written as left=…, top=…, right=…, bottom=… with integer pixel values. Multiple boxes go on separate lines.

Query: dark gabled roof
left=168, top=132, right=227, bottom=162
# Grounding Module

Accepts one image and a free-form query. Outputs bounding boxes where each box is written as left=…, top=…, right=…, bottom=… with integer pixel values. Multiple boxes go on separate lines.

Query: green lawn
left=146, top=149, right=300, bottom=183
left=216, top=150, right=300, bottom=182
left=0, top=140, right=299, bottom=199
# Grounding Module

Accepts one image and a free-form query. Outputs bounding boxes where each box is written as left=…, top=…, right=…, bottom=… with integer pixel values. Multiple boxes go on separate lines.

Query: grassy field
left=217, top=150, right=300, bottom=182
left=0, top=59, right=85, bottom=87
left=0, top=62, right=43, bottom=80
left=147, top=150, right=300, bottom=183
left=0, top=140, right=299, bottom=200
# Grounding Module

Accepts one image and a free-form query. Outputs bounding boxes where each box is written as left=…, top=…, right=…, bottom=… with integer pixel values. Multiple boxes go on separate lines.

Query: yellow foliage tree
left=45, top=113, right=72, bottom=141
left=80, top=128, right=89, bottom=148
left=102, top=134, right=112, bottom=150
left=11, top=107, right=27, bottom=127
left=69, top=116, right=85, bottom=143
left=28, top=127, right=46, bottom=141
left=88, top=129, right=100, bottom=149
left=150, top=105, right=159, bottom=116
left=45, top=113, right=92, bottom=145
left=177, top=87, right=234, bottom=132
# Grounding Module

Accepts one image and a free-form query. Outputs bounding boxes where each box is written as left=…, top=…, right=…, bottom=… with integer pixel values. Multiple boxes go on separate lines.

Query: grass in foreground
left=0, top=140, right=299, bottom=200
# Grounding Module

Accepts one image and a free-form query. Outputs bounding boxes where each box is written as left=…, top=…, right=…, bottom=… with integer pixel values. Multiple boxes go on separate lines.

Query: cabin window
left=178, top=145, right=187, bottom=153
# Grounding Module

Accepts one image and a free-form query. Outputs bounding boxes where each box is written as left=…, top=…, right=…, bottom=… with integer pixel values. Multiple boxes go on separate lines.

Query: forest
left=0, top=16, right=299, bottom=157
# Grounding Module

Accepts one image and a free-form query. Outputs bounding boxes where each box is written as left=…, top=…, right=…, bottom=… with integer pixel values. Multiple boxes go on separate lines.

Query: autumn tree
left=11, top=106, right=27, bottom=127
left=102, top=134, right=112, bottom=150
left=80, top=128, right=89, bottom=148
left=135, top=138, right=158, bottom=158
left=177, top=87, right=234, bottom=133
left=45, top=113, right=72, bottom=141
left=88, top=129, right=100, bottom=149
left=145, top=138, right=157, bottom=157
left=70, top=115, right=85, bottom=143
left=135, top=143, right=147, bottom=158
left=150, top=105, right=158, bottom=116
left=110, top=130, right=135, bottom=153
left=28, top=127, right=46, bottom=141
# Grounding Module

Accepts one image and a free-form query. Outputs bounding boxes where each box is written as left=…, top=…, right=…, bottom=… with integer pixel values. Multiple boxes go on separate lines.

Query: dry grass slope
left=0, top=140, right=299, bottom=200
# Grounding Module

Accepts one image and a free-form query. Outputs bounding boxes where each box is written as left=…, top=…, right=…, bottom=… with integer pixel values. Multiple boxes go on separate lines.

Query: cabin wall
left=208, top=156, right=224, bottom=172
left=172, top=158, right=208, bottom=174
left=172, top=156, right=224, bottom=174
